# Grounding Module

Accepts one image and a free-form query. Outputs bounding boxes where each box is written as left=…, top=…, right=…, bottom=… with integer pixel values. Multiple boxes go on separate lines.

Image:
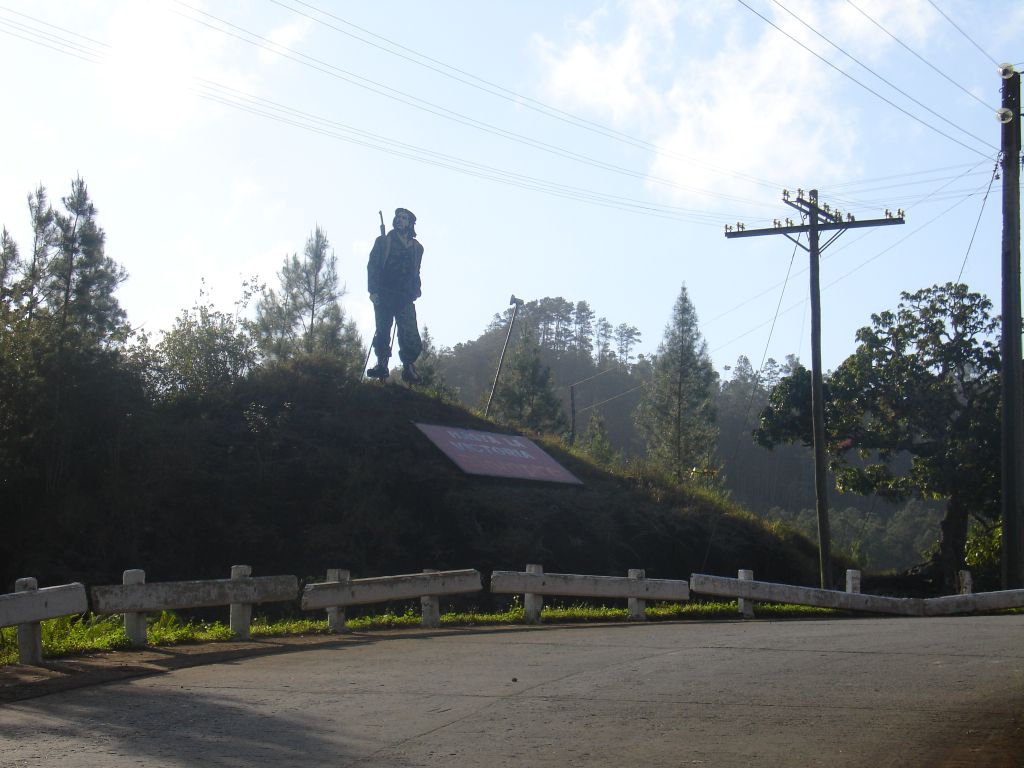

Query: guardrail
left=301, top=568, right=483, bottom=629
left=690, top=569, right=1024, bottom=617
left=90, top=566, right=298, bottom=646
left=0, top=578, right=88, bottom=665
left=5, top=563, right=1024, bottom=667
left=490, top=565, right=690, bottom=624
left=691, top=572, right=924, bottom=616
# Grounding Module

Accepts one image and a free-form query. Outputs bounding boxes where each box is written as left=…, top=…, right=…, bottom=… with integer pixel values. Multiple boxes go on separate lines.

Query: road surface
left=2, top=616, right=1023, bottom=767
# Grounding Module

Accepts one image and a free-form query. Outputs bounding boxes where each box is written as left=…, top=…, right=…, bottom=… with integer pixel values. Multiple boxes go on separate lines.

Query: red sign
left=414, top=423, right=582, bottom=485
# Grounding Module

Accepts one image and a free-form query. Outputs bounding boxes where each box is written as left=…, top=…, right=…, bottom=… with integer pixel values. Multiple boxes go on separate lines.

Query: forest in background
left=1, top=179, right=1000, bottom=593
left=433, top=297, right=949, bottom=576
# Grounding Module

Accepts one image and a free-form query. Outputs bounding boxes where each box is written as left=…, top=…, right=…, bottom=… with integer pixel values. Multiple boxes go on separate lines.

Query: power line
left=195, top=81, right=743, bottom=223
left=702, top=165, right=989, bottom=331
left=271, top=0, right=786, bottom=193
left=0, top=5, right=110, bottom=50
left=709, top=183, right=988, bottom=358
left=734, top=0, right=994, bottom=158
left=926, top=0, right=1001, bottom=67
left=0, top=23, right=101, bottom=64
left=576, top=383, right=646, bottom=414
left=843, top=0, right=996, bottom=112
left=956, top=161, right=1000, bottom=282
left=826, top=162, right=983, bottom=190
left=821, top=171, right=991, bottom=200
left=175, top=2, right=781, bottom=208
left=769, top=0, right=996, bottom=151
left=0, top=7, right=107, bottom=64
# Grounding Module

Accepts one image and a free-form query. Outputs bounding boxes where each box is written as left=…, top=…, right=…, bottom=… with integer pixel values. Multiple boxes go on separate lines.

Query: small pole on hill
left=485, top=295, right=524, bottom=418
left=725, top=191, right=904, bottom=588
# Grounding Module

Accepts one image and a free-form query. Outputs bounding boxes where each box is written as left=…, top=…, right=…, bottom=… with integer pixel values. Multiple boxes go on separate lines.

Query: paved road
left=2, top=616, right=1023, bottom=767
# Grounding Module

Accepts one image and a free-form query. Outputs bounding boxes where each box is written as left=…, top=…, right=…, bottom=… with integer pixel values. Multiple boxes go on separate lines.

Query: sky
left=1, top=0, right=1022, bottom=381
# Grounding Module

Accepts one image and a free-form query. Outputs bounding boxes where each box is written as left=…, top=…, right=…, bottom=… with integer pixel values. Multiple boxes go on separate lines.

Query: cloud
left=532, top=0, right=953, bottom=210
left=534, top=0, right=681, bottom=126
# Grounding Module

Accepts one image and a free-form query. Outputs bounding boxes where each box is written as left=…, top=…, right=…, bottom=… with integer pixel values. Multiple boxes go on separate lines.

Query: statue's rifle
left=363, top=211, right=387, bottom=377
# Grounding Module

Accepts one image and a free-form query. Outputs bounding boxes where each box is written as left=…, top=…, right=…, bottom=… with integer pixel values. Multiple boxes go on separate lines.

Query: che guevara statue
left=366, top=207, right=423, bottom=383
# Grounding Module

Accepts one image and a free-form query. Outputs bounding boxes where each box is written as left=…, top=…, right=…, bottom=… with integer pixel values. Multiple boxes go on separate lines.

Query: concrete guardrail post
left=229, top=565, right=253, bottom=639
left=628, top=569, right=646, bottom=621
left=326, top=569, right=351, bottom=633
left=524, top=564, right=543, bottom=625
left=958, top=570, right=973, bottom=595
left=123, top=569, right=148, bottom=648
left=846, top=569, right=861, bottom=595
left=737, top=569, right=754, bottom=619
left=15, top=578, right=43, bottom=666
left=421, top=569, right=440, bottom=628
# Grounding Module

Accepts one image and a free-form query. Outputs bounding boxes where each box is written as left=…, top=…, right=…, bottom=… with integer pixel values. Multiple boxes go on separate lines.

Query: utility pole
left=485, top=295, right=525, bottom=419
left=725, top=190, right=904, bottom=588
left=999, top=64, right=1023, bottom=589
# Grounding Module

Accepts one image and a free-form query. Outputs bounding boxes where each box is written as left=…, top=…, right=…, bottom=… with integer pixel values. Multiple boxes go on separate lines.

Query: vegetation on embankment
left=5, top=357, right=838, bottom=594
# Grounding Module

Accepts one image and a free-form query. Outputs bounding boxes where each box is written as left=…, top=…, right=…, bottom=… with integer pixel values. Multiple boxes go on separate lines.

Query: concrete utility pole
left=725, top=191, right=904, bottom=589
left=999, top=64, right=1023, bottom=589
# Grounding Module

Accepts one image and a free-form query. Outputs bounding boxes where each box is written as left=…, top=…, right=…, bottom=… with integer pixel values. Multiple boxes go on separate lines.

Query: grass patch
left=1, top=600, right=842, bottom=667
left=145, top=611, right=235, bottom=646
left=251, top=617, right=331, bottom=637
left=1, top=614, right=132, bottom=665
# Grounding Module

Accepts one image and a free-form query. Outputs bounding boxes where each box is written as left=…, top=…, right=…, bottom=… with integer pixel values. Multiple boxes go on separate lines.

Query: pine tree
left=614, top=323, right=641, bottom=367
left=44, top=178, right=128, bottom=345
left=573, top=300, right=596, bottom=361
left=411, top=327, right=459, bottom=401
left=580, top=411, right=616, bottom=465
left=595, top=316, right=614, bottom=365
left=635, top=283, right=718, bottom=481
left=253, top=226, right=364, bottom=370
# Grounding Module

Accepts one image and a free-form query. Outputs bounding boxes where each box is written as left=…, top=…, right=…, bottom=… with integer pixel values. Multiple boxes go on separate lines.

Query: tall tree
left=614, top=323, right=641, bottom=367
left=0, top=228, right=19, bottom=317
left=43, top=178, right=128, bottom=345
left=253, top=226, right=363, bottom=369
left=0, top=179, right=144, bottom=584
left=756, top=283, right=1001, bottom=590
left=595, top=316, right=614, bottom=365
left=572, top=300, right=596, bottom=362
left=635, top=283, right=718, bottom=481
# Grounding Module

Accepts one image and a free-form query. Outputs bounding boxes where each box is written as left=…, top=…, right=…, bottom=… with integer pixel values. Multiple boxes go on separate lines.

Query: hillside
left=13, top=358, right=830, bottom=596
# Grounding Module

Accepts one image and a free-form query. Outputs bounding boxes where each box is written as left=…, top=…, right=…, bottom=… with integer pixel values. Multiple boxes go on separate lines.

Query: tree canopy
left=756, top=283, right=1001, bottom=589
